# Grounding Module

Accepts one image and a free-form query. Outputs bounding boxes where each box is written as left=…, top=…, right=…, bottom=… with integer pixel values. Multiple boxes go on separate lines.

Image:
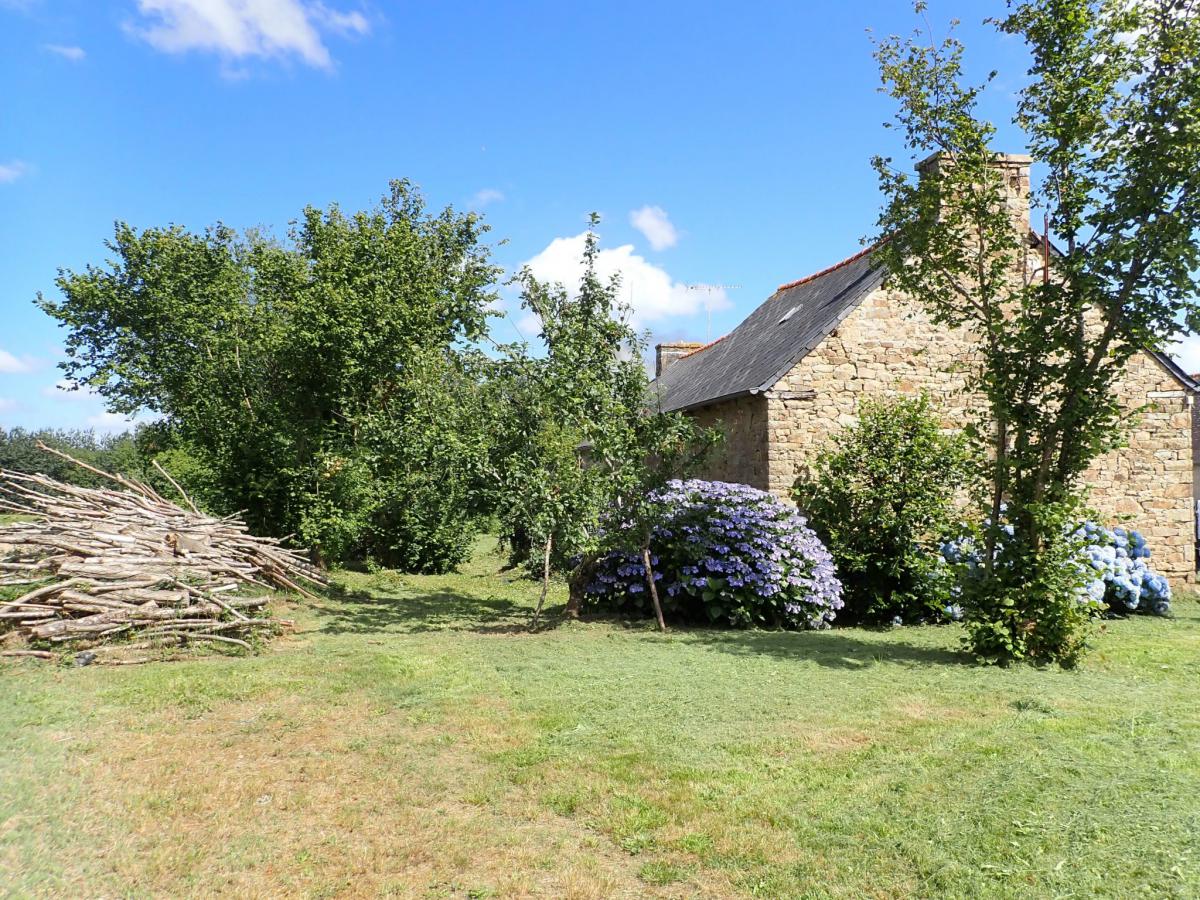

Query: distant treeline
left=0, top=427, right=223, bottom=513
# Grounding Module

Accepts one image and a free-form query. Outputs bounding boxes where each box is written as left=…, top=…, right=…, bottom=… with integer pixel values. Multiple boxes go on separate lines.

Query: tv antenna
left=684, top=283, right=740, bottom=341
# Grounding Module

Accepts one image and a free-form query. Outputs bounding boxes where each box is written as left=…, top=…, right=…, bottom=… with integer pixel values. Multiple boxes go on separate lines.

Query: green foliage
left=872, top=1, right=1200, bottom=665
left=0, top=427, right=145, bottom=488
left=495, top=215, right=717, bottom=619
left=40, top=182, right=501, bottom=571
left=794, top=394, right=968, bottom=624
left=951, top=501, right=1097, bottom=668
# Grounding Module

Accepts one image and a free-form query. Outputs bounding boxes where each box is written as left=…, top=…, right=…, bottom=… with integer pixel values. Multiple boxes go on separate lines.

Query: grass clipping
left=0, top=443, right=325, bottom=664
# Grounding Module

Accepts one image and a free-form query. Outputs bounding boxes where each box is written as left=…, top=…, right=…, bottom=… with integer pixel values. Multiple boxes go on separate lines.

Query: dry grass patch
left=39, top=693, right=697, bottom=898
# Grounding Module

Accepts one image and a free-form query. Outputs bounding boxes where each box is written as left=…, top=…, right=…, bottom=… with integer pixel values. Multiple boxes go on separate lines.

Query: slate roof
left=653, top=236, right=1198, bottom=413
left=653, top=244, right=885, bottom=413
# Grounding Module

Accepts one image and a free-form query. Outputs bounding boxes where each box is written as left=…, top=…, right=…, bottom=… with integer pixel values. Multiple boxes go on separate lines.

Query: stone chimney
left=655, top=342, right=704, bottom=378
left=916, top=151, right=1032, bottom=237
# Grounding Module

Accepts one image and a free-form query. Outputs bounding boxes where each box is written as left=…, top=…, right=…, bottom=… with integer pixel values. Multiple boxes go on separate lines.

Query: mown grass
left=2, top=536, right=1198, bottom=898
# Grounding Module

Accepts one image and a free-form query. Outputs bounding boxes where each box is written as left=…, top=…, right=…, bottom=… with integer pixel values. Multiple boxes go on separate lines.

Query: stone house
left=653, top=154, right=1198, bottom=583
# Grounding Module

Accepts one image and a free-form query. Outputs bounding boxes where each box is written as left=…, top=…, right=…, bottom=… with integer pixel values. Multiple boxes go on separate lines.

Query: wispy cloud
left=128, top=0, right=371, bottom=71
left=0, top=349, right=36, bottom=373
left=86, top=411, right=142, bottom=433
left=309, top=2, right=368, bottom=35
left=629, top=205, right=679, bottom=251
left=44, top=44, right=86, bottom=61
left=471, top=187, right=505, bottom=209
left=43, top=43, right=86, bottom=61
left=0, top=160, right=30, bottom=184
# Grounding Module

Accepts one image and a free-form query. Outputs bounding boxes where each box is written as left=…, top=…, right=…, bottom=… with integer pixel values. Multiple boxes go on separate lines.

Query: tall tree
left=496, top=216, right=716, bottom=628
left=40, top=181, right=501, bottom=571
left=872, top=0, right=1200, bottom=664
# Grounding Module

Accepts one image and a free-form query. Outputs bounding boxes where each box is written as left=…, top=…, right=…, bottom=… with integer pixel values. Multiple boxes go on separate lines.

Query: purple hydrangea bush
left=585, top=480, right=844, bottom=629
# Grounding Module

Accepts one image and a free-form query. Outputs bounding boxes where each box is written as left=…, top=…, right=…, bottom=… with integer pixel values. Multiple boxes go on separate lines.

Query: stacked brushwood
left=0, top=443, right=325, bottom=663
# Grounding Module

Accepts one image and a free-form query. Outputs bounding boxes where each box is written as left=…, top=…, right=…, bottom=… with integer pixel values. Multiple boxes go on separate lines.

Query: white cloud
left=471, top=187, right=505, bottom=209
left=0, top=161, right=30, bottom=184
left=44, top=44, right=86, bottom=61
left=128, top=0, right=370, bottom=70
left=0, top=398, right=16, bottom=413
left=521, top=231, right=729, bottom=328
left=0, top=349, right=35, bottom=373
left=1167, top=333, right=1200, bottom=377
left=629, top=205, right=679, bottom=251
left=309, top=2, right=368, bottom=34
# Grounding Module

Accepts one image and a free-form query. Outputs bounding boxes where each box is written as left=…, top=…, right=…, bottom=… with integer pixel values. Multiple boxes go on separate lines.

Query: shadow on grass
left=311, top=581, right=969, bottom=667
left=679, top=628, right=970, bottom=669
left=311, top=581, right=566, bottom=635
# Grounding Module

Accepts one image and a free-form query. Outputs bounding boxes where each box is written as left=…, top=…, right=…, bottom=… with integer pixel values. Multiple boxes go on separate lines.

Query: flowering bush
left=941, top=518, right=1172, bottom=618
left=585, top=480, right=843, bottom=629
left=1075, top=522, right=1171, bottom=616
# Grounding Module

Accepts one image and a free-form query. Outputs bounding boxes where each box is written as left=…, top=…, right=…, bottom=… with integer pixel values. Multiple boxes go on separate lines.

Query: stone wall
left=753, top=285, right=1196, bottom=583
left=690, top=394, right=770, bottom=491
left=1192, top=399, right=1200, bottom=500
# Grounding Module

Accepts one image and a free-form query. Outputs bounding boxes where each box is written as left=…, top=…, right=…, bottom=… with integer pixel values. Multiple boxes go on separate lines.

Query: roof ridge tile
left=776, top=238, right=887, bottom=292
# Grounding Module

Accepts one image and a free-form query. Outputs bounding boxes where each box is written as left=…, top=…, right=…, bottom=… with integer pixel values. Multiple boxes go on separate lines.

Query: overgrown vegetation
left=40, top=182, right=501, bottom=572
left=0, top=428, right=145, bottom=488
left=794, top=394, right=967, bottom=625
left=872, top=0, right=1200, bottom=664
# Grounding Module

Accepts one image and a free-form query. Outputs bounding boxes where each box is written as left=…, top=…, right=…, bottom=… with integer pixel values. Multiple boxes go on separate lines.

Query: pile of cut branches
left=0, top=443, right=325, bottom=664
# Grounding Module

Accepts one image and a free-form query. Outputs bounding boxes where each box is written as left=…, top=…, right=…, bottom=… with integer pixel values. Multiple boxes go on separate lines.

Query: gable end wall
left=756, top=285, right=1195, bottom=584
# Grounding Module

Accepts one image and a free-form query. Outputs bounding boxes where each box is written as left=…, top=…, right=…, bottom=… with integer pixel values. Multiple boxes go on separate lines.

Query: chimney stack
left=916, top=151, right=1032, bottom=237
left=655, top=342, right=704, bottom=378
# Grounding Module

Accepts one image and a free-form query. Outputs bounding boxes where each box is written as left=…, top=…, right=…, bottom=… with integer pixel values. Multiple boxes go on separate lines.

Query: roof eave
left=660, top=387, right=759, bottom=414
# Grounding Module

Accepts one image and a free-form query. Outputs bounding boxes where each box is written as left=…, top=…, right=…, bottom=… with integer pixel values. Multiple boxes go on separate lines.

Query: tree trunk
left=532, top=534, right=552, bottom=629
left=985, top=415, right=1007, bottom=573
left=642, top=543, right=667, bottom=632
left=565, top=553, right=597, bottom=619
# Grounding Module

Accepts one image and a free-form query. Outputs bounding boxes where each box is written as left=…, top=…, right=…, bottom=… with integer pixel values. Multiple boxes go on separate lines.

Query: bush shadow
left=310, top=581, right=565, bottom=635
left=678, top=626, right=971, bottom=670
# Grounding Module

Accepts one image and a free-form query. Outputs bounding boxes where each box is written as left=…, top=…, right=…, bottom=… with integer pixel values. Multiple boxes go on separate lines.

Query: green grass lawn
left=2, top=537, right=1198, bottom=898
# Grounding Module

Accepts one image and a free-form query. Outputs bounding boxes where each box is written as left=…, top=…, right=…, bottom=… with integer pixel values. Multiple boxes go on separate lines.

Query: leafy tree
left=39, top=182, right=501, bottom=571
left=497, top=216, right=717, bottom=628
left=871, top=1, right=1200, bottom=665
left=794, top=394, right=968, bottom=625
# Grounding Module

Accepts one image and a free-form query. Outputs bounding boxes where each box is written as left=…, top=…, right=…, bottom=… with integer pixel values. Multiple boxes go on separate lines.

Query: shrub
left=942, top=502, right=1098, bottom=667
left=792, top=394, right=968, bottom=625
left=585, top=480, right=843, bottom=629
left=941, top=512, right=1173, bottom=666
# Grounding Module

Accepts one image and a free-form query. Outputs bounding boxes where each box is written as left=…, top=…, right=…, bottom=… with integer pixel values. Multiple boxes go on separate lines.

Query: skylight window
left=778, top=305, right=799, bottom=325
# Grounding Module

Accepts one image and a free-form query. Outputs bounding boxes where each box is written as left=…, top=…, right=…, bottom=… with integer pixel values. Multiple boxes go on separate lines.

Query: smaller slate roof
left=653, top=245, right=885, bottom=412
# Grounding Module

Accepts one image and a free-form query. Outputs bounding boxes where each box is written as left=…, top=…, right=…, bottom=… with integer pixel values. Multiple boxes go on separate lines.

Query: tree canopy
left=41, top=181, right=502, bottom=571
left=873, top=0, right=1200, bottom=664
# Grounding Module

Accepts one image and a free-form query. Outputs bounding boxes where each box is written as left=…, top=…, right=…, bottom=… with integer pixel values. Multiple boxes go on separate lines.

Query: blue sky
left=3, top=1, right=1190, bottom=431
